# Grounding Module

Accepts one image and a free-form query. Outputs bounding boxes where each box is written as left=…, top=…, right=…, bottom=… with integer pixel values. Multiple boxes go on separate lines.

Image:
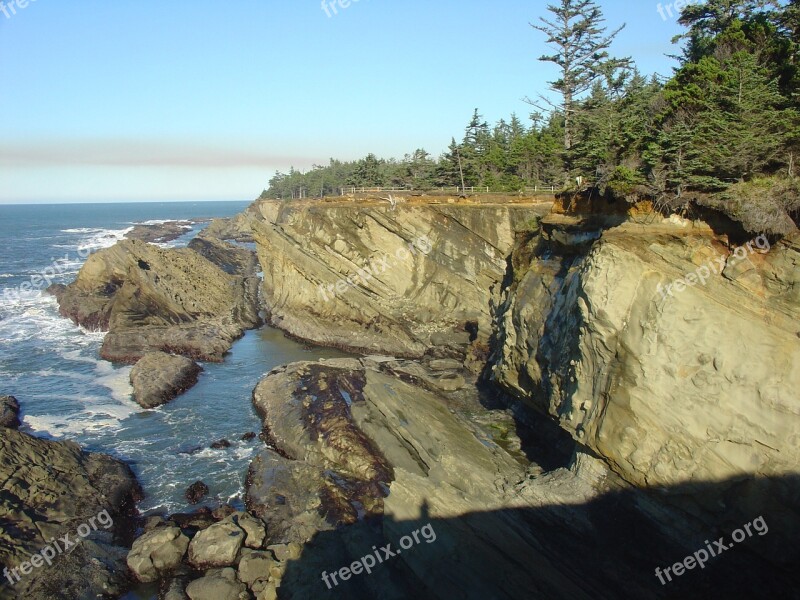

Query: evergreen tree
left=530, top=0, right=631, bottom=154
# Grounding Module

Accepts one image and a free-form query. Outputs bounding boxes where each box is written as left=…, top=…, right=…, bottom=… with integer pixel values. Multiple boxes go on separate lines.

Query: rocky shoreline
left=0, top=397, right=142, bottom=600
left=6, top=196, right=798, bottom=599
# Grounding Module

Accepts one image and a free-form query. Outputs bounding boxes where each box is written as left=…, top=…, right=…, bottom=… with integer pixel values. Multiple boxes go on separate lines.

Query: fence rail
left=338, top=185, right=559, bottom=196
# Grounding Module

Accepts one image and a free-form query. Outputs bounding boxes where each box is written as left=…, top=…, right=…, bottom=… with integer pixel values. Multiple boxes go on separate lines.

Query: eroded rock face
left=51, top=238, right=261, bottom=363
left=188, top=234, right=259, bottom=276
left=130, top=352, right=202, bottom=409
left=0, top=427, right=141, bottom=599
left=0, top=395, right=20, bottom=429
left=491, top=216, right=800, bottom=560
left=249, top=199, right=547, bottom=358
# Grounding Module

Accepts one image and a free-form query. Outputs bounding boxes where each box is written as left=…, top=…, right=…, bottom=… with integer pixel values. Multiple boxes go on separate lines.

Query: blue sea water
left=0, top=201, right=346, bottom=514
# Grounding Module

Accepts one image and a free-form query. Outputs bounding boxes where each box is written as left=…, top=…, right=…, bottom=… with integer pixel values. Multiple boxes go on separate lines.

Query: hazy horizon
left=1, top=1, right=684, bottom=204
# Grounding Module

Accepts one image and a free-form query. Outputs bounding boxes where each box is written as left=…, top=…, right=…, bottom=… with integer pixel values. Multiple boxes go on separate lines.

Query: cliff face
left=491, top=213, right=800, bottom=541
left=249, top=199, right=547, bottom=358
left=240, top=198, right=800, bottom=597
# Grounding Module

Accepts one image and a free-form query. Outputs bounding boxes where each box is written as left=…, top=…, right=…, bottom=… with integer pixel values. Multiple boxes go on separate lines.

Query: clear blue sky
left=0, top=1, right=686, bottom=203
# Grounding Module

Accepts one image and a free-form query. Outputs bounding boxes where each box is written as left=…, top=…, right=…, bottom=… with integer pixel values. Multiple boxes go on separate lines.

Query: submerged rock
left=185, top=481, right=210, bottom=505
left=130, top=351, right=202, bottom=409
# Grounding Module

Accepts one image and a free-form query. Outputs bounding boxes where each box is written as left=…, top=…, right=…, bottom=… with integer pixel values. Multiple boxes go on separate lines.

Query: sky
left=0, top=0, right=687, bottom=204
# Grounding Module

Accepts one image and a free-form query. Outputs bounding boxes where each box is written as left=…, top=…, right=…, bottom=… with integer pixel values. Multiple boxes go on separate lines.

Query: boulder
left=130, top=352, right=202, bottom=409
left=236, top=512, right=266, bottom=549
left=188, top=517, right=245, bottom=568
left=0, top=394, right=20, bottom=429
left=186, top=567, right=249, bottom=600
left=256, top=582, right=278, bottom=600
left=237, top=549, right=275, bottom=587
left=127, top=526, right=190, bottom=583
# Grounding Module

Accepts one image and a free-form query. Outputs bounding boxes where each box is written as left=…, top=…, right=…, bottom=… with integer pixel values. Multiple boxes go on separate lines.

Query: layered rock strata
left=248, top=199, right=548, bottom=358
left=50, top=238, right=261, bottom=363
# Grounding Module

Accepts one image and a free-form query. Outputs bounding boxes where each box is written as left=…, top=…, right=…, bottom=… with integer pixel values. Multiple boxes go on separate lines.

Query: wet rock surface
left=129, top=351, right=203, bottom=408
left=185, top=481, right=210, bottom=505
left=126, top=220, right=202, bottom=244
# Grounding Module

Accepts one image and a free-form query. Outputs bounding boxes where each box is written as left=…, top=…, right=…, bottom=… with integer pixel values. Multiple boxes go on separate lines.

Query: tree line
left=265, top=0, right=799, bottom=234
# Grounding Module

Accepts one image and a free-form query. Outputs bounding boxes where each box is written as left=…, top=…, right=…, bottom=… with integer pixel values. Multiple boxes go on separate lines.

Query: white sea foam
left=76, top=227, right=133, bottom=253
left=95, top=361, right=135, bottom=404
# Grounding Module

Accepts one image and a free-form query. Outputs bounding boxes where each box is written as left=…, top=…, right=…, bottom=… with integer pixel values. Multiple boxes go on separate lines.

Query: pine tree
left=530, top=0, right=631, bottom=154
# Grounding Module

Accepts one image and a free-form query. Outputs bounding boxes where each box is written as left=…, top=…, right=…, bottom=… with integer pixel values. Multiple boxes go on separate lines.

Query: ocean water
left=0, top=202, right=346, bottom=514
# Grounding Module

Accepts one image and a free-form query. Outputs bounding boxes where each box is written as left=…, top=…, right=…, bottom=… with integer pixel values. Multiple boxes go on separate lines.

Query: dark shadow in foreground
left=278, top=474, right=800, bottom=600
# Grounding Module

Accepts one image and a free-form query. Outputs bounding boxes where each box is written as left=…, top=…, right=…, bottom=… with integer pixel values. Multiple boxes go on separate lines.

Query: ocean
left=0, top=201, right=346, bottom=516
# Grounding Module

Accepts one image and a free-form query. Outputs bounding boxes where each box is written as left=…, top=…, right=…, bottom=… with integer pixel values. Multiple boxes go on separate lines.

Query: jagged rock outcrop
left=202, top=212, right=256, bottom=243
left=491, top=212, right=800, bottom=562
left=129, top=351, right=202, bottom=409
left=127, top=220, right=199, bottom=244
left=248, top=199, right=547, bottom=358
left=0, top=426, right=141, bottom=599
left=50, top=238, right=261, bottom=362
left=0, top=395, right=20, bottom=429
left=188, top=234, right=259, bottom=276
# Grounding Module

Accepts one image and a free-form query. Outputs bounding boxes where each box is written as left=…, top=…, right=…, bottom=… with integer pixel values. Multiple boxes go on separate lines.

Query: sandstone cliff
left=248, top=199, right=548, bottom=358
left=239, top=197, right=800, bottom=598
left=490, top=212, right=800, bottom=552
